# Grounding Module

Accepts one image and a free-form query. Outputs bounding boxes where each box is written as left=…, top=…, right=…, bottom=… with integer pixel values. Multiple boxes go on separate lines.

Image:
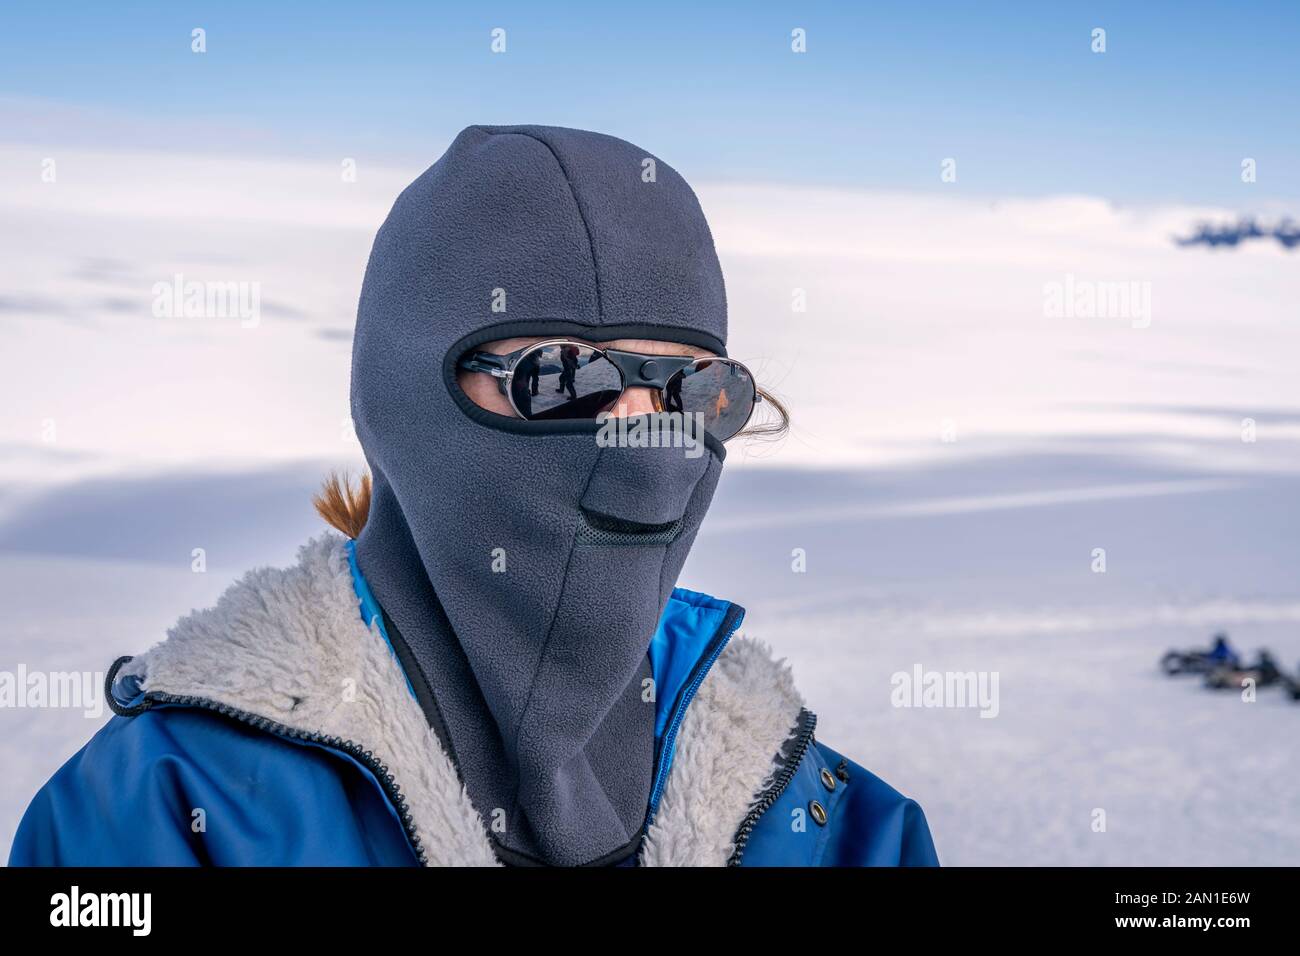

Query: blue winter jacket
left=10, top=541, right=937, bottom=867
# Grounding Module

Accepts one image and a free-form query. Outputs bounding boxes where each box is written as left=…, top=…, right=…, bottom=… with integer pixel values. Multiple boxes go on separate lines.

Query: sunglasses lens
left=508, top=343, right=622, bottom=421
left=665, top=359, right=756, bottom=441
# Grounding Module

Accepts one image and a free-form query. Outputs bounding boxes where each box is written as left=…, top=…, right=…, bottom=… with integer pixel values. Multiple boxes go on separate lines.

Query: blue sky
left=2, top=1, right=1298, bottom=204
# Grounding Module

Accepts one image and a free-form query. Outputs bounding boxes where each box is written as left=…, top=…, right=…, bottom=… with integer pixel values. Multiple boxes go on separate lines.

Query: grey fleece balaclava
left=350, top=125, right=729, bottom=866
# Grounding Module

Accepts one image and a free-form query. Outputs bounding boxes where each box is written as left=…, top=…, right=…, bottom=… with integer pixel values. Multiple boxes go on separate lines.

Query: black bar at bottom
left=0, top=866, right=1289, bottom=940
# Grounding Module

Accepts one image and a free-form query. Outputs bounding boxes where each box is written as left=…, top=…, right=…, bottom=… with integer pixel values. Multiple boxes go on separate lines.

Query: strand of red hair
left=312, top=470, right=372, bottom=538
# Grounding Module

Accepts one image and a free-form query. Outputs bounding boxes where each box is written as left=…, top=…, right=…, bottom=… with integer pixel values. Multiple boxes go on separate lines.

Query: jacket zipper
left=154, top=693, right=426, bottom=864
left=645, top=602, right=745, bottom=816
left=105, top=662, right=428, bottom=865
left=726, top=707, right=818, bottom=867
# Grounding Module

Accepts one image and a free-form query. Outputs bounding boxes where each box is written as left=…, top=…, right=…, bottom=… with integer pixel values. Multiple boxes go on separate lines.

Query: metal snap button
left=639, top=359, right=659, bottom=382
left=819, top=767, right=837, bottom=791
left=809, top=800, right=828, bottom=826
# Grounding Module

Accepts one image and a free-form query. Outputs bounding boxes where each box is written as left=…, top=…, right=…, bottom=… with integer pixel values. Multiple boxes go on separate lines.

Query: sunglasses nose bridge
left=601, top=349, right=694, bottom=390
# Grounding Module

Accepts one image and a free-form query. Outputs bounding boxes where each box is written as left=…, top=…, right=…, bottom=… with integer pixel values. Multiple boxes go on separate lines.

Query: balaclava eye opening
left=351, top=125, right=728, bottom=866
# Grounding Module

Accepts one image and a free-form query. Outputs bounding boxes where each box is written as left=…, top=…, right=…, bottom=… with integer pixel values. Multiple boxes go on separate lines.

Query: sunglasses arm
left=458, top=352, right=510, bottom=377
left=457, top=352, right=515, bottom=394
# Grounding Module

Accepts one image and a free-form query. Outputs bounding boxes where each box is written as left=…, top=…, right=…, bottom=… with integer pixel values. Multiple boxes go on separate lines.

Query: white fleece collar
left=119, top=533, right=804, bottom=866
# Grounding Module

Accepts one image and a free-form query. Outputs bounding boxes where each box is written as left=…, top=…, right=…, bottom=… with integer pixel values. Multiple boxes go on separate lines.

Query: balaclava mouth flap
left=351, top=125, right=729, bottom=866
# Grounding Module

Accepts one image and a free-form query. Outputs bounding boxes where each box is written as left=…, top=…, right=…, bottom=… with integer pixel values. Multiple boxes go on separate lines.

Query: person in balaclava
left=9, top=126, right=938, bottom=868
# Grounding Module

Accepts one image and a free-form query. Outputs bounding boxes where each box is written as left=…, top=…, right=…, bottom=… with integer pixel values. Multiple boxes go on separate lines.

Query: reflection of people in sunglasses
left=712, top=385, right=729, bottom=423
left=664, top=373, right=684, bottom=413
left=11, top=125, right=936, bottom=872
left=556, top=344, right=579, bottom=400
left=511, top=350, right=541, bottom=417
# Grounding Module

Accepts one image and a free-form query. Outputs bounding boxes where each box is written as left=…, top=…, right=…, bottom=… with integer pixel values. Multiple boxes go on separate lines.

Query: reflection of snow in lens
left=672, top=360, right=755, bottom=440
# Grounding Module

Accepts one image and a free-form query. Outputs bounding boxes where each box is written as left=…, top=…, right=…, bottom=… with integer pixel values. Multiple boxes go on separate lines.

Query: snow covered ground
left=2, top=450, right=1297, bottom=865
left=692, top=454, right=1300, bottom=865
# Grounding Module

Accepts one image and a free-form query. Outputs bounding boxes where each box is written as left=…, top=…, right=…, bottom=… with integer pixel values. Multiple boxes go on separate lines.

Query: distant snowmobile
left=1160, top=633, right=1239, bottom=675
left=1204, top=650, right=1284, bottom=691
